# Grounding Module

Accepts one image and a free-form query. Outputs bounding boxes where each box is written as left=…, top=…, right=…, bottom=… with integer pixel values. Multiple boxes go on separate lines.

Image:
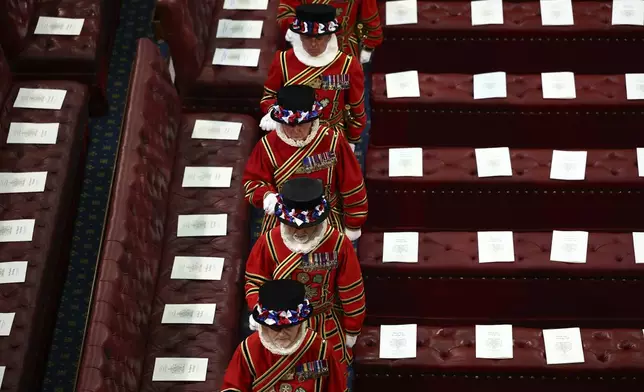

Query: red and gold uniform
left=221, top=328, right=348, bottom=392
left=277, top=0, right=384, bottom=58
left=260, top=50, right=366, bottom=143
left=245, top=225, right=366, bottom=364
left=242, top=125, right=367, bottom=235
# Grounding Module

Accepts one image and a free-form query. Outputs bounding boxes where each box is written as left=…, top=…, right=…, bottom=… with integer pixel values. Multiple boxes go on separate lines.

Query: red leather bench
left=364, top=147, right=643, bottom=231
left=0, top=46, right=89, bottom=391
left=0, top=0, right=121, bottom=115
left=373, top=1, right=644, bottom=74
left=359, top=231, right=644, bottom=324
left=369, top=73, right=644, bottom=148
left=75, top=38, right=258, bottom=392
left=157, top=0, right=280, bottom=113
left=354, top=325, right=644, bottom=391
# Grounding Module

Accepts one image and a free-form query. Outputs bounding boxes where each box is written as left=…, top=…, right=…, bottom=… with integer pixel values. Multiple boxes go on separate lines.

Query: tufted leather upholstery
left=373, top=1, right=644, bottom=74
left=0, top=0, right=38, bottom=58
left=364, top=147, right=644, bottom=231
left=0, top=0, right=121, bottom=115
left=75, top=38, right=181, bottom=392
left=370, top=73, right=644, bottom=148
left=353, top=325, right=644, bottom=390
left=157, top=0, right=280, bottom=112
left=358, top=231, right=644, bottom=324
left=0, top=47, right=12, bottom=110
left=138, top=112, right=258, bottom=391
left=0, top=66, right=89, bottom=390
left=76, top=37, right=260, bottom=392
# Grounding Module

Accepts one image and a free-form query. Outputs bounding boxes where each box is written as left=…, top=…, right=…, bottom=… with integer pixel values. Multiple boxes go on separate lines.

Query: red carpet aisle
left=353, top=1, right=644, bottom=391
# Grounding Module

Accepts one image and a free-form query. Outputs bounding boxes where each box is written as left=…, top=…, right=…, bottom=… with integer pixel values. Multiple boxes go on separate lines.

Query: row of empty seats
left=0, top=45, right=89, bottom=391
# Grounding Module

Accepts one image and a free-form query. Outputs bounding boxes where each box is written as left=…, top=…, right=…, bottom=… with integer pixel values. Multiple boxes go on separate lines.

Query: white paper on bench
left=0, top=367, right=5, bottom=388
left=382, top=232, right=419, bottom=263
left=0, top=220, right=35, bottom=243
left=0, top=172, right=47, bottom=194
left=182, top=167, right=233, bottom=188
left=477, top=231, right=515, bottom=263
left=0, top=261, right=28, bottom=284
left=152, top=357, right=209, bottom=382
left=168, top=57, right=176, bottom=84
left=34, top=17, right=85, bottom=36
left=386, top=0, right=418, bottom=25
left=542, top=327, right=585, bottom=365
left=224, top=0, right=269, bottom=10
left=192, top=119, right=242, bottom=140
left=171, top=256, right=225, bottom=280
left=473, top=72, right=507, bottom=99
left=379, top=324, right=418, bottom=359
left=213, top=48, right=261, bottom=67
left=471, top=0, right=504, bottom=26
left=612, top=0, right=644, bottom=26
left=13, top=88, right=67, bottom=110
left=162, top=304, right=217, bottom=324
left=7, top=123, right=59, bottom=144
left=177, top=214, right=227, bottom=237
left=550, top=230, right=588, bottom=263
left=385, top=70, right=420, bottom=98
left=541, top=72, right=576, bottom=99
left=0, top=313, right=16, bottom=336
left=475, top=324, right=514, bottom=359
left=637, top=148, right=644, bottom=177
left=539, top=0, right=574, bottom=26
left=216, top=19, right=264, bottom=39
left=388, top=147, right=423, bottom=177
left=633, top=232, right=644, bottom=264
left=550, top=150, right=587, bottom=180
left=474, top=147, right=512, bottom=177
left=550, top=149, right=587, bottom=180
left=625, top=73, right=644, bottom=100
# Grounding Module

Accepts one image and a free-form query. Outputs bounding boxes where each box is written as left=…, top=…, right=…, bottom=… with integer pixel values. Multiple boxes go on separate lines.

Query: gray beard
left=258, top=324, right=307, bottom=356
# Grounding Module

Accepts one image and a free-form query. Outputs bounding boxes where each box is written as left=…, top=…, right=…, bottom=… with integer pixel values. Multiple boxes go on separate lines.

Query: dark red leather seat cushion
left=364, top=147, right=644, bottom=230
left=0, top=76, right=88, bottom=390
left=157, top=0, right=280, bottom=111
left=370, top=73, right=644, bottom=148
left=373, top=1, right=644, bottom=74
left=0, top=0, right=39, bottom=58
left=353, top=325, right=644, bottom=390
left=138, top=113, right=259, bottom=391
left=75, top=39, right=182, bottom=392
left=358, top=231, right=644, bottom=323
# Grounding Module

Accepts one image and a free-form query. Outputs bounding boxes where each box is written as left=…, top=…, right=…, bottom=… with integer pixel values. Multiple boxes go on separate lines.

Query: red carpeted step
left=353, top=324, right=644, bottom=391
left=364, top=146, right=643, bottom=230
left=373, top=1, right=644, bottom=74
left=358, top=231, right=644, bottom=324
left=370, top=73, right=644, bottom=148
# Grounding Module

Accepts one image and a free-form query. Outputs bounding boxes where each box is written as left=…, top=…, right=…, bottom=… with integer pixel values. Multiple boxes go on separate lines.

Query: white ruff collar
left=280, top=221, right=328, bottom=254
left=290, top=32, right=340, bottom=67
left=276, top=119, right=320, bottom=148
left=259, top=323, right=308, bottom=356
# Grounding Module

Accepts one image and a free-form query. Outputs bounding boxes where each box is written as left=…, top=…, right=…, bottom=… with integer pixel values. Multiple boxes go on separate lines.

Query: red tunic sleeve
left=335, top=135, right=368, bottom=229
left=260, top=51, right=284, bottom=114
left=335, top=235, right=366, bottom=336
left=220, top=342, right=254, bottom=392
left=244, top=233, right=275, bottom=310
left=359, top=0, right=383, bottom=50
left=277, top=0, right=300, bottom=38
left=242, top=136, right=278, bottom=208
left=344, top=55, right=367, bottom=143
